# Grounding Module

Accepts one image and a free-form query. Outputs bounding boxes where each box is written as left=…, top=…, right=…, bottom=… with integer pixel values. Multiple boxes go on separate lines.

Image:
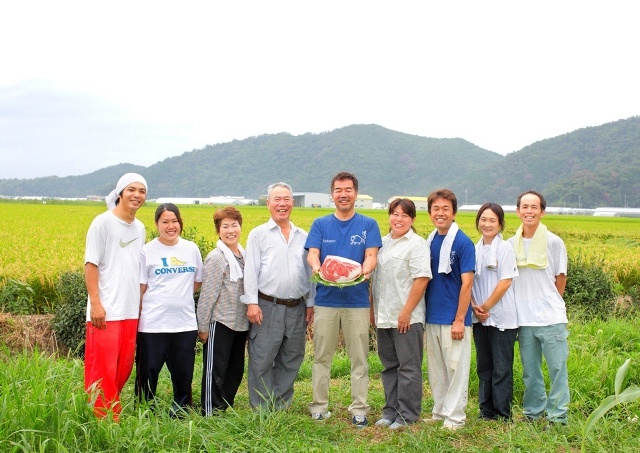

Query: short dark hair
left=517, top=190, right=547, bottom=211
left=427, top=188, right=457, bottom=214
left=330, top=172, right=358, bottom=193
left=388, top=198, right=417, bottom=219
left=155, top=203, right=184, bottom=233
left=388, top=198, right=417, bottom=233
left=475, top=202, right=505, bottom=233
left=213, top=206, right=243, bottom=234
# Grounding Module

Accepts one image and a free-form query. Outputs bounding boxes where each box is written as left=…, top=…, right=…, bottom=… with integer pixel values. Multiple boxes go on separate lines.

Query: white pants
left=425, top=323, right=472, bottom=428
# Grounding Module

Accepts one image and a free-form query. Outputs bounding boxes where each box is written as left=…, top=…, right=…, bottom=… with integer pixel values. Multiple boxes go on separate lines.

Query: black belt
left=258, top=291, right=303, bottom=307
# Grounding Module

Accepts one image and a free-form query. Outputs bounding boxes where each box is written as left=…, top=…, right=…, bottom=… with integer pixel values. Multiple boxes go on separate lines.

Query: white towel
left=216, top=239, right=245, bottom=282
left=475, top=233, right=501, bottom=276
left=426, top=222, right=459, bottom=274
left=105, top=173, right=148, bottom=210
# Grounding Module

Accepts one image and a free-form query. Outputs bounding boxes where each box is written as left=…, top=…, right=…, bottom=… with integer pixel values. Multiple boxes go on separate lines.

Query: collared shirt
left=197, top=248, right=249, bottom=332
left=372, top=230, right=431, bottom=328
left=241, top=218, right=315, bottom=307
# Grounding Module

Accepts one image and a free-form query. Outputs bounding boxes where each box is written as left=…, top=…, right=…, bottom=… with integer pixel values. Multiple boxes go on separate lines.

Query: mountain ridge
left=1, top=118, right=638, bottom=208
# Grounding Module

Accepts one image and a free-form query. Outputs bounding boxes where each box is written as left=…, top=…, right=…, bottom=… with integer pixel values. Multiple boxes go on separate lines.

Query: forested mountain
left=1, top=118, right=639, bottom=208
left=450, top=117, right=640, bottom=207
left=0, top=125, right=502, bottom=201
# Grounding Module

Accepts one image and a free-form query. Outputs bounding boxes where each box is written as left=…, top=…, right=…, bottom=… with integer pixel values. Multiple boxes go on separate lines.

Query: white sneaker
left=389, top=421, right=407, bottom=430
left=442, top=423, right=463, bottom=431
left=375, top=418, right=393, bottom=427
left=311, top=411, right=331, bottom=421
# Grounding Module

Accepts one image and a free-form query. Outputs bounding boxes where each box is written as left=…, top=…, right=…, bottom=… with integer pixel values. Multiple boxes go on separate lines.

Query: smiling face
left=267, top=185, right=294, bottom=225
left=156, top=209, right=181, bottom=246
left=118, top=182, right=147, bottom=212
left=331, top=178, right=357, bottom=215
left=478, top=208, right=502, bottom=243
left=517, top=193, right=545, bottom=231
left=389, top=205, right=415, bottom=238
left=218, top=217, right=242, bottom=250
left=429, top=197, right=456, bottom=234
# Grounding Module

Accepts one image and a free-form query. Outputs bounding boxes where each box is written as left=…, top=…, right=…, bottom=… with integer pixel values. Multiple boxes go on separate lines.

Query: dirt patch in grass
left=0, top=312, right=67, bottom=356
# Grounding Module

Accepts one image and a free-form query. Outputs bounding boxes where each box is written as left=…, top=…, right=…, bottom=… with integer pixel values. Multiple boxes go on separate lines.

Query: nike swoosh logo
left=119, top=237, right=138, bottom=248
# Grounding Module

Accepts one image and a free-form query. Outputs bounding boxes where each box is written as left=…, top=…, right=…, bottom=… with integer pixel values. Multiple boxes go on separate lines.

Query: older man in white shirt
left=242, top=182, right=315, bottom=410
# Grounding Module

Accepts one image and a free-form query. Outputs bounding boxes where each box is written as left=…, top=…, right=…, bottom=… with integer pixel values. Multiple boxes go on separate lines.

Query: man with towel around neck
left=424, top=189, right=475, bottom=430
left=508, top=190, right=569, bottom=425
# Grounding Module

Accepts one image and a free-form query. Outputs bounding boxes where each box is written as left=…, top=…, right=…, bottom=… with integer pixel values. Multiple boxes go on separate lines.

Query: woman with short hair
left=197, top=206, right=249, bottom=415
left=370, top=198, right=431, bottom=429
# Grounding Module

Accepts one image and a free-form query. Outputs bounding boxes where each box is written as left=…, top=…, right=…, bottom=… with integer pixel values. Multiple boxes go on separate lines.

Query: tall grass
left=2, top=317, right=639, bottom=452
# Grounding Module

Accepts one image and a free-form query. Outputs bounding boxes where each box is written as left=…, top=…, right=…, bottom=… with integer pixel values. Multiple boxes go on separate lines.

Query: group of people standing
left=83, top=171, right=569, bottom=431
left=370, top=188, right=569, bottom=430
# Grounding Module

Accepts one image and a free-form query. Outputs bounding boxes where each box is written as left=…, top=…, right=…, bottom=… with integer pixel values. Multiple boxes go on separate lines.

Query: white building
left=154, top=196, right=257, bottom=205
left=387, top=196, right=428, bottom=210
left=355, top=194, right=373, bottom=209
left=292, top=192, right=332, bottom=208
left=289, top=192, right=374, bottom=209
left=594, top=207, right=640, bottom=218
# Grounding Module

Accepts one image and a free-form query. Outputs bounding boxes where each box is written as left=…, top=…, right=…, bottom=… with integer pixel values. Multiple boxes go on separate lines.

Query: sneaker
left=442, top=423, right=463, bottom=431
left=389, top=421, right=408, bottom=430
left=422, top=417, right=441, bottom=424
left=375, top=418, right=393, bottom=427
left=352, top=414, right=368, bottom=428
left=311, top=411, right=331, bottom=421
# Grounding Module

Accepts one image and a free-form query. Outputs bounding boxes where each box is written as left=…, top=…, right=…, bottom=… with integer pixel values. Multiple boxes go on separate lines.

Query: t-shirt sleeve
left=304, top=219, right=323, bottom=250
left=194, top=244, right=204, bottom=283
left=458, top=235, right=476, bottom=274
left=84, top=217, right=105, bottom=266
left=139, top=247, right=149, bottom=285
left=552, top=236, right=568, bottom=276
left=366, top=218, right=383, bottom=248
left=497, top=242, right=519, bottom=280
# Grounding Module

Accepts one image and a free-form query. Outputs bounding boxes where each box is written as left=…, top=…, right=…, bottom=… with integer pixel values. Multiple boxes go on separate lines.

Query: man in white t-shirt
left=84, top=173, right=148, bottom=420
left=507, top=190, right=569, bottom=425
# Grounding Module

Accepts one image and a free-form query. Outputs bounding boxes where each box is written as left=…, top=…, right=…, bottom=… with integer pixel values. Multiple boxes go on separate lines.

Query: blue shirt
left=305, top=213, right=382, bottom=308
left=425, top=229, right=475, bottom=326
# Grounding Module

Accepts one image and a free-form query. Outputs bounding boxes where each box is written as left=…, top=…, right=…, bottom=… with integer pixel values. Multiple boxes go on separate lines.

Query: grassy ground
left=2, top=317, right=640, bottom=452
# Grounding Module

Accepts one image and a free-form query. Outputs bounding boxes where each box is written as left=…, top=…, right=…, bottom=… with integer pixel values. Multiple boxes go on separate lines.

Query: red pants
left=84, top=319, right=138, bottom=419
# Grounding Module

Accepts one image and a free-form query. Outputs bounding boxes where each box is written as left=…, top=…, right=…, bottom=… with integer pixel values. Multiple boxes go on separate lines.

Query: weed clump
left=52, top=271, right=87, bottom=358
left=565, top=253, right=616, bottom=320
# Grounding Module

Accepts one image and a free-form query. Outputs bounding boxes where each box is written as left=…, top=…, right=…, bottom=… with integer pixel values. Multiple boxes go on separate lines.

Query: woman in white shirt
left=471, top=203, right=518, bottom=421
left=370, top=198, right=431, bottom=429
left=136, top=203, right=203, bottom=416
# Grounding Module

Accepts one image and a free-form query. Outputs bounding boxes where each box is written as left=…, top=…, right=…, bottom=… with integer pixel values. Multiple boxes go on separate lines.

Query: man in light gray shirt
left=242, top=182, right=315, bottom=410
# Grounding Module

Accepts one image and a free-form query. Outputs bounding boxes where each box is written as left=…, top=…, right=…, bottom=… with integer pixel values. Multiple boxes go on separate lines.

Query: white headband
left=105, top=173, right=148, bottom=210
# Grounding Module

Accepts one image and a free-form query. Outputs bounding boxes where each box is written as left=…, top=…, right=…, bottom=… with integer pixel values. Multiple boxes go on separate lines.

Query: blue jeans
left=518, top=324, right=569, bottom=423
left=472, top=323, right=518, bottom=420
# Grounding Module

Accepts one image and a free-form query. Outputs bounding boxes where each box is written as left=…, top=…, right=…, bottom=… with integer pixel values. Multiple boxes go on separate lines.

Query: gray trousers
left=247, top=297, right=306, bottom=409
left=377, top=323, right=424, bottom=424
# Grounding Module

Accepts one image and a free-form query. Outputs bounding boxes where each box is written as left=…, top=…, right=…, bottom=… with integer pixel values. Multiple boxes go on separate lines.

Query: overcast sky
left=1, top=1, right=638, bottom=179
